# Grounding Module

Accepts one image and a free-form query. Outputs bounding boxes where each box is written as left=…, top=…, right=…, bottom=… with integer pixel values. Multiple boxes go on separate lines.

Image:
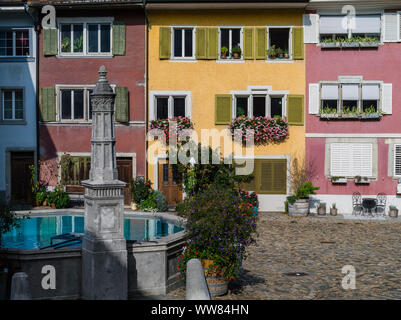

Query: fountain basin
left=0, top=209, right=186, bottom=299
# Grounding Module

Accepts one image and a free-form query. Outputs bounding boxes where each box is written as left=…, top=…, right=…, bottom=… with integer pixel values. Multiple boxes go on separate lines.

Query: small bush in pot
left=47, top=185, right=70, bottom=209
left=389, top=205, right=398, bottom=218
left=330, top=203, right=338, bottom=216
left=220, top=46, right=229, bottom=59
left=318, top=202, right=326, bottom=215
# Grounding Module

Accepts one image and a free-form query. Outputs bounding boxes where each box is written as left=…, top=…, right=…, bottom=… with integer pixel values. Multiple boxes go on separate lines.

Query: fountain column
left=81, top=66, right=127, bottom=300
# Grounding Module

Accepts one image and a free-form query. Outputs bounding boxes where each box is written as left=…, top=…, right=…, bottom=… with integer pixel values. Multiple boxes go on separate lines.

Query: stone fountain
left=81, top=66, right=127, bottom=300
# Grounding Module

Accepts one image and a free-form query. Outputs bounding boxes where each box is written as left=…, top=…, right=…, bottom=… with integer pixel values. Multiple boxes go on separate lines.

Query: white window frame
left=149, top=91, right=192, bottom=121
left=0, top=87, right=25, bottom=122
left=218, top=25, right=243, bottom=61
left=319, top=80, right=382, bottom=114
left=0, top=27, right=31, bottom=57
left=394, top=144, right=401, bottom=178
left=57, top=17, right=113, bottom=57
left=231, top=86, right=288, bottom=119
left=56, top=84, right=115, bottom=123
left=318, top=12, right=384, bottom=43
left=267, top=25, right=293, bottom=61
left=170, top=25, right=196, bottom=60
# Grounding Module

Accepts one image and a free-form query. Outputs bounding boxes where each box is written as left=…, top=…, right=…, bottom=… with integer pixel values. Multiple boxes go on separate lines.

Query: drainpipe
left=144, top=0, right=149, bottom=181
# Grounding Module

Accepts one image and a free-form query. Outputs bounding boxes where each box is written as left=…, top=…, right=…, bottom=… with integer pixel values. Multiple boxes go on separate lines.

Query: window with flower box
left=150, top=91, right=191, bottom=121
left=233, top=94, right=285, bottom=118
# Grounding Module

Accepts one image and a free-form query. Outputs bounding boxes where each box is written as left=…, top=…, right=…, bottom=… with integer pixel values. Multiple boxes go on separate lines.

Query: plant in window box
left=231, top=45, right=242, bottom=59
left=284, top=49, right=289, bottom=59
left=321, top=37, right=341, bottom=48
left=73, top=35, right=83, bottom=52
left=361, top=105, right=381, bottom=119
left=354, top=176, right=369, bottom=184
left=267, top=45, right=277, bottom=59
left=320, top=105, right=338, bottom=119
left=220, top=46, right=229, bottom=59
left=148, top=116, right=194, bottom=145
left=331, top=176, right=347, bottom=184
left=61, top=37, right=71, bottom=52
left=359, top=36, right=379, bottom=48
left=341, top=37, right=359, bottom=48
left=341, top=106, right=359, bottom=118
left=276, top=47, right=284, bottom=59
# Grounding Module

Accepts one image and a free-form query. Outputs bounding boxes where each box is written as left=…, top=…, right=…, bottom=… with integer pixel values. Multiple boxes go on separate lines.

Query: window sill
left=0, top=57, right=35, bottom=62
left=354, top=178, right=370, bottom=184
left=56, top=54, right=113, bottom=59
left=319, top=113, right=382, bottom=120
left=320, top=42, right=380, bottom=49
left=169, top=58, right=197, bottom=62
left=0, top=120, right=27, bottom=125
left=331, top=178, right=347, bottom=184
left=217, top=59, right=244, bottom=63
left=266, top=59, right=293, bottom=63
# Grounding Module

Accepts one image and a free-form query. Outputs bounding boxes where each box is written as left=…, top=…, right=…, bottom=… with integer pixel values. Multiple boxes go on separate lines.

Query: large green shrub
left=130, top=177, right=152, bottom=204
left=153, top=190, right=168, bottom=212
left=47, top=186, right=70, bottom=209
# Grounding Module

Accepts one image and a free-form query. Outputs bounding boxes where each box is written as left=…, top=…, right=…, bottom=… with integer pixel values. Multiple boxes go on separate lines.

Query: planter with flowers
left=229, top=116, right=289, bottom=146
left=148, top=116, right=194, bottom=145
left=177, top=184, right=257, bottom=296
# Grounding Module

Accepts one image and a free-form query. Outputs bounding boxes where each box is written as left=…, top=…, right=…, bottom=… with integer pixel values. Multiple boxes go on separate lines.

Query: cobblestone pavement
left=167, top=212, right=401, bottom=300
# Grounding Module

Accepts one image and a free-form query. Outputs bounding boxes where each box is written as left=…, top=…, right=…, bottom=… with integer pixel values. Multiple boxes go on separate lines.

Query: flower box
left=320, top=113, right=339, bottom=119
left=331, top=177, right=347, bottom=184
left=359, top=42, right=379, bottom=48
left=321, top=42, right=341, bottom=48
left=360, top=113, right=381, bottom=119
left=354, top=177, right=370, bottom=184
left=341, top=42, right=359, bottom=48
left=340, top=113, right=359, bottom=119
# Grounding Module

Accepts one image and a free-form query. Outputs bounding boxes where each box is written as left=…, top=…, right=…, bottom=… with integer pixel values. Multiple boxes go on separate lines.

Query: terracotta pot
left=201, top=259, right=228, bottom=296
left=43, top=200, right=47, bottom=206
left=51, top=203, right=56, bottom=209
left=220, top=53, right=227, bottom=59
left=233, top=52, right=240, bottom=59
left=35, top=200, right=40, bottom=207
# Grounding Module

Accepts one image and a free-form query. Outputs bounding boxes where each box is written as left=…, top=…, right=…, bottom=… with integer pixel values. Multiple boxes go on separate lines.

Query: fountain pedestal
left=81, top=66, right=127, bottom=300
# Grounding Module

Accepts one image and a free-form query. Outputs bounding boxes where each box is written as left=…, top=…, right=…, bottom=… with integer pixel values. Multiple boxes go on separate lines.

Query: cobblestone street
left=168, top=212, right=401, bottom=300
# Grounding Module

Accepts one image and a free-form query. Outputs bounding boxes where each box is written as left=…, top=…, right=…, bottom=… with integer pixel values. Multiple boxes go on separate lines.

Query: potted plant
left=320, top=105, right=338, bottom=119
left=283, top=49, right=289, bottom=59
left=341, top=106, right=359, bottom=118
left=321, top=37, right=341, bottom=48
left=342, top=37, right=359, bottom=48
left=318, top=202, right=326, bottom=215
left=35, top=191, right=48, bottom=207
left=389, top=205, right=398, bottom=218
left=177, top=184, right=257, bottom=296
left=354, top=176, right=370, bottom=184
left=359, top=36, right=379, bottom=48
left=130, top=177, right=152, bottom=210
left=331, top=176, right=347, bottom=184
left=47, top=186, right=69, bottom=209
left=267, top=45, right=277, bottom=59
left=231, top=45, right=241, bottom=59
left=276, top=47, right=284, bottom=59
left=330, top=203, right=338, bottom=216
left=220, top=46, right=229, bottom=59
left=361, top=105, right=381, bottom=119
left=288, top=181, right=320, bottom=217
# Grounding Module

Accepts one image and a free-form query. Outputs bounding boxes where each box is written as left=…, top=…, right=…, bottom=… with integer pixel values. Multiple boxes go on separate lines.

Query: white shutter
left=331, top=143, right=351, bottom=177
left=353, top=15, right=381, bottom=34
left=384, top=12, right=399, bottom=42
left=381, top=83, right=392, bottom=114
left=351, top=144, right=372, bottom=177
left=309, top=83, right=320, bottom=114
left=320, top=16, right=347, bottom=34
left=394, top=144, right=401, bottom=176
left=303, top=14, right=319, bottom=44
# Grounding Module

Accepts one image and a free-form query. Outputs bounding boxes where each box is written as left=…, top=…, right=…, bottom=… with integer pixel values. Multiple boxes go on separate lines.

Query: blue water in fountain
left=0, top=214, right=184, bottom=249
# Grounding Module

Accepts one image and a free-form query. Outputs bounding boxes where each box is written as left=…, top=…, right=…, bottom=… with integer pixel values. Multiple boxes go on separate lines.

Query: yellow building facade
left=147, top=8, right=306, bottom=211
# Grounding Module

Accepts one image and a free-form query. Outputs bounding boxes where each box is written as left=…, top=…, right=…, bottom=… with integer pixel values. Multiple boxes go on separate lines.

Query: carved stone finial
left=93, top=65, right=114, bottom=95
left=98, top=65, right=107, bottom=81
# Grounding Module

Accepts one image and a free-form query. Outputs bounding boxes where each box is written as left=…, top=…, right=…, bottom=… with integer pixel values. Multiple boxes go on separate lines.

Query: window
left=330, top=143, right=373, bottom=177
left=320, top=82, right=381, bottom=115
left=60, top=89, right=85, bottom=120
left=394, top=145, right=401, bottom=177
left=1, top=89, right=24, bottom=121
left=58, top=19, right=112, bottom=56
left=319, top=15, right=381, bottom=42
left=172, top=27, right=194, bottom=58
left=234, top=95, right=285, bottom=118
left=219, top=27, right=242, bottom=59
left=154, top=95, right=188, bottom=120
left=0, top=30, right=29, bottom=57
left=242, top=158, right=287, bottom=194
left=268, top=27, right=291, bottom=59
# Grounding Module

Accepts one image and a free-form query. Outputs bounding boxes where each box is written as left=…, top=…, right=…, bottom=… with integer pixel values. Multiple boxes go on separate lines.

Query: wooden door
left=11, top=152, right=34, bottom=204
left=117, top=158, right=133, bottom=205
left=158, top=162, right=182, bottom=206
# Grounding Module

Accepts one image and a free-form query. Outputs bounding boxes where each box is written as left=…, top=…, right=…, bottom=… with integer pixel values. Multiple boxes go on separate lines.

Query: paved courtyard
left=168, top=212, right=401, bottom=300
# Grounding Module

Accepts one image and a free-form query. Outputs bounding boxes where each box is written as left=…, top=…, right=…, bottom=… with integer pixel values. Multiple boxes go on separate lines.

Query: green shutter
left=112, top=21, right=126, bottom=56
left=292, top=27, right=304, bottom=60
left=43, top=28, right=58, bottom=56
left=215, top=94, right=232, bottom=125
left=159, top=27, right=171, bottom=59
left=243, top=27, right=254, bottom=60
left=287, top=94, right=304, bottom=125
left=114, top=87, right=129, bottom=122
left=207, top=28, right=218, bottom=59
left=196, top=27, right=207, bottom=59
left=255, top=27, right=267, bottom=60
left=242, top=159, right=258, bottom=191
left=40, top=87, right=56, bottom=122
left=258, top=159, right=287, bottom=194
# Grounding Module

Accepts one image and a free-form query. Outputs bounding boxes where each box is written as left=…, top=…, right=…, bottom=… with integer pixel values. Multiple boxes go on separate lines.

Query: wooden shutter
left=159, top=26, right=171, bottom=59
left=40, top=87, right=56, bottom=122
left=258, top=159, right=287, bottom=194
left=68, top=156, right=91, bottom=185
left=292, top=27, right=304, bottom=60
left=384, top=12, right=399, bottom=42
left=394, top=145, right=401, bottom=176
left=381, top=83, right=392, bottom=114
left=243, top=27, right=254, bottom=60
left=241, top=159, right=257, bottom=191
left=196, top=27, right=207, bottom=59
left=215, top=94, right=232, bottom=125
left=207, top=28, right=218, bottom=59
left=303, top=14, right=319, bottom=44
left=43, top=28, right=58, bottom=56
left=330, top=143, right=351, bottom=177
left=112, top=21, right=126, bottom=56
left=287, top=94, right=304, bottom=125
left=255, top=27, right=267, bottom=60
left=114, top=87, right=129, bottom=122
left=309, top=83, right=320, bottom=114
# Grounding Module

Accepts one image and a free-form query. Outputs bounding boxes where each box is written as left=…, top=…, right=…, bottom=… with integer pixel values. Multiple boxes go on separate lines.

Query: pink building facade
left=304, top=2, right=401, bottom=213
